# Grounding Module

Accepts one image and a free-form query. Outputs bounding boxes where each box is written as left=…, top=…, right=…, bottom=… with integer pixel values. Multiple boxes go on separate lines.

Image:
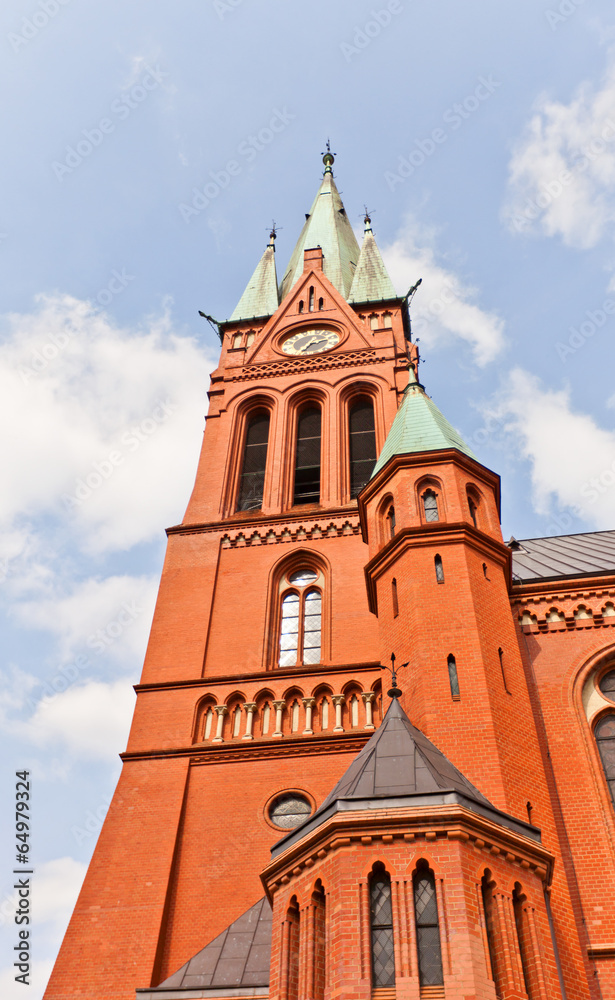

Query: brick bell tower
left=44, top=150, right=417, bottom=999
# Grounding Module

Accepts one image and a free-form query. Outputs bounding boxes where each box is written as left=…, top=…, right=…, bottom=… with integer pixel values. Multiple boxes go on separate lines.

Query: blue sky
left=2, top=0, right=615, bottom=994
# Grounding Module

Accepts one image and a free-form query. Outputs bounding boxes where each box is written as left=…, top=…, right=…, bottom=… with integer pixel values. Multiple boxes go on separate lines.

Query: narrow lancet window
left=392, top=578, right=399, bottom=618
left=435, top=554, right=444, bottom=583
left=349, top=398, right=377, bottom=498
left=423, top=490, right=439, bottom=522
left=448, top=654, right=460, bottom=699
left=309, top=286, right=314, bottom=311
left=413, top=867, right=444, bottom=987
left=302, top=589, right=322, bottom=665
left=369, top=868, right=395, bottom=987
left=293, top=407, right=321, bottom=505
left=236, top=412, right=270, bottom=511
left=387, top=505, right=396, bottom=540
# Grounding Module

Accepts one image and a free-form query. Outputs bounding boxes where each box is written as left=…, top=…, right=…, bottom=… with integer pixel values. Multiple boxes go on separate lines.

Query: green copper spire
left=279, top=151, right=360, bottom=302
left=348, top=212, right=396, bottom=304
left=371, top=371, right=477, bottom=478
left=229, top=228, right=280, bottom=322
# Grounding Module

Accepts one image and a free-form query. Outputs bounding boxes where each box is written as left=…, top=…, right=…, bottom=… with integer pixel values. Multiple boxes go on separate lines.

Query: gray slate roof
left=271, top=697, right=542, bottom=858
left=157, top=897, right=271, bottom=991
left=510, top=530, right=615, bottom=582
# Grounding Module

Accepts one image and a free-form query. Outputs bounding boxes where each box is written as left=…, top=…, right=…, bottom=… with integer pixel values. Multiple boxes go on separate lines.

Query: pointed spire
left=370, top=374, right=477, bottom=479
left=229, top=227, right=279, bottom=322
left=347, top=211, right=396, bottom=304
left=278, top=151, right=360, bottom=302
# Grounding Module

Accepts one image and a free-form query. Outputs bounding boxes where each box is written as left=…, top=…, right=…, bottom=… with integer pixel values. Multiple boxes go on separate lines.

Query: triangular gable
left=246, top=264, right=374, bottom=366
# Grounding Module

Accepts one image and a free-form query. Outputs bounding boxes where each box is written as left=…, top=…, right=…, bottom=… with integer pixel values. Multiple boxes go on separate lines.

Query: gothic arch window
left=309, top=286, right=315, bottom=311
left=392, top=578, right=399, bottom=618
left=481, top=871, right=501, bottom=993
left=293, top=406, right=322, bottom=505
left=318, top=296, right=324, bottom=311
left=422, top=489, right=439, bottom=522
left=298, top=300, right=304, bottom=313
left=413, top=864, right=444, bottom=988
left=369, top=864, right=395, bottom=987
left=512, top=884, right=533, bottom=998
left=595, top=714, right=615, bottom=806
left=348, top=397, right=377, bottom=498
left=278, top=569, right=322, bottom=667
left=236, top=411, right=270, bottom=511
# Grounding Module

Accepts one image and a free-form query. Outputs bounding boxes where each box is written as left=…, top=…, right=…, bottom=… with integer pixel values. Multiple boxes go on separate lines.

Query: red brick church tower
left=45, top=153, right=615, bottom=1000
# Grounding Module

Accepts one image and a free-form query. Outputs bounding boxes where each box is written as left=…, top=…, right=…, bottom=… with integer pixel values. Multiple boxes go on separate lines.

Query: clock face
left=281, top=329, right=340, bottom=356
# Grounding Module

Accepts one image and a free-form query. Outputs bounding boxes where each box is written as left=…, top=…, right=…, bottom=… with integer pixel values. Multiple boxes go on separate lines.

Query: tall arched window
left=387, top=505, right=396, bottom=540
left=236, top=412, right=270, bottom=511
left=369, top=866, right=395, bottom=987
left=293, top=407, right=321, bottom=505
left=349, top=398, right=377, bottom=498
left=278, top=570, right=322, bottom=667
left=413, top=866, right=444, bottom=988
left=423, top=489, right=439, bottom=522
left=595, top=714, right=615, bottom=806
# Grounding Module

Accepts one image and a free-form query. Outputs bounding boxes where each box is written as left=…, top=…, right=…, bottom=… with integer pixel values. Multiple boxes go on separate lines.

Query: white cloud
left=21, top=680, right=136, bottom=759
left=382, top=221, right=505, bottom=366
left=490, top=368, right=615, bottom=527
left=504, top=55, right=615, bottom=248
left=0, top=293, right=214, bottom=555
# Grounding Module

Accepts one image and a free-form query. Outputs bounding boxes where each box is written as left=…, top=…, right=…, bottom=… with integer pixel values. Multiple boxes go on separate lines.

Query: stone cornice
left=260, top=802, right=555, bottom=900
left=121, top=732, right=371, bottom=764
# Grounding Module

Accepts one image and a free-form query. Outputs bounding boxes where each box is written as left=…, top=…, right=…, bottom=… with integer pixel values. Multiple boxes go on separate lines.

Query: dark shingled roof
left=156, top=897, right=271, bottom=991
left=272, top=697, right=539, bottom=857
left=511, top=530, right=615, bottom=582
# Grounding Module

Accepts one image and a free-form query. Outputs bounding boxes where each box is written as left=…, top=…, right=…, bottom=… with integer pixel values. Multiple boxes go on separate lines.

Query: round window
left=288, top=569, right=318, bottom=586
left=268, top=792, right=312, bottom=829
left=599, top=669, right=615, bottom=702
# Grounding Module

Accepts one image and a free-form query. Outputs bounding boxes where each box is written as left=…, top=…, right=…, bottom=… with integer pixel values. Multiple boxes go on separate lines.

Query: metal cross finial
left=267, top=220, right=281, bottom=245
left=321, top=139, right=337, bottom=173
left=383, top=652, right=408, bottom=699
left=362, top=205, right=374, bottom=229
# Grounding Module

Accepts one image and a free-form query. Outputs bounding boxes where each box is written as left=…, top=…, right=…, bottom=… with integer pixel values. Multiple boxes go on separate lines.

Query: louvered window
left=369, top=871, right=395, bottom=987
left=236, top=413, right=270, bottom=511
left=349, top=399, right=377, bottom=498
left=596, top=714, right=615, bottom=806
left=293, top=407, right=321, bottom=505
left=414, top=869, right=444, bottom=987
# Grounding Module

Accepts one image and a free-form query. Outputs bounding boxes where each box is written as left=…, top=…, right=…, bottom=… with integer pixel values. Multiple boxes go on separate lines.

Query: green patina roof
left=348, top=221, right=396, bottom=303
left=229, top=238, right=279, bottom=322
left=278, top=169, right=360, bottom=302
left=371, top=377, right=477, bottom=477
